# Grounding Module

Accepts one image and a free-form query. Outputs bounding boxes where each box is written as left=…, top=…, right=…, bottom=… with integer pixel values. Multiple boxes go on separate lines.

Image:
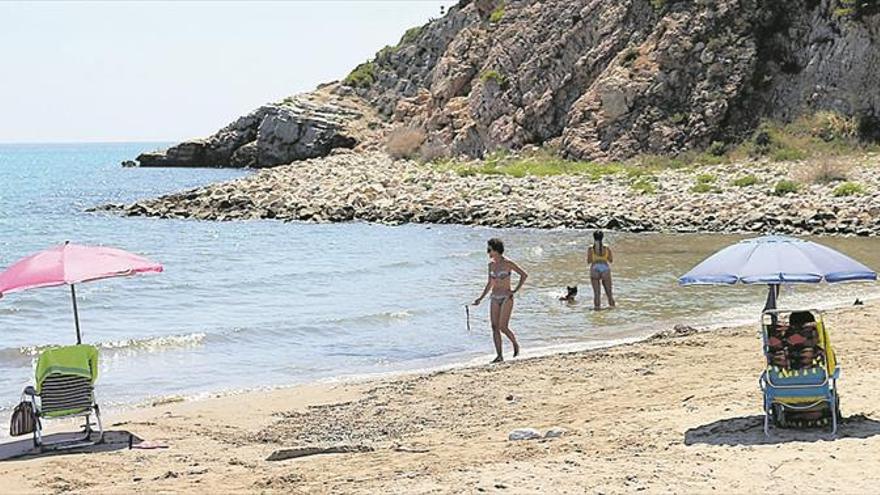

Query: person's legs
left=590, top=271, right=602, bottom=310
left=490, top=298, right=503, bottom=362
left=601, top=271, right=616, bottom=307
left=498, top=296, right=520, bottom=357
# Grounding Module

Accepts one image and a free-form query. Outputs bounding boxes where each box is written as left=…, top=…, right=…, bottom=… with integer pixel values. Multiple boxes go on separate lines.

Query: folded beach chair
left=760, top=309, right=840, bottom=436
left=22, top=344, right=103, bottom=450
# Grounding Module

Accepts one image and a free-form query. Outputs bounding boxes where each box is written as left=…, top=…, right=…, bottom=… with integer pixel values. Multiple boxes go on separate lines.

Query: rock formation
left=135, top=87, right=383, bottom=168
left=96, top=151, right=880, bottom=236
left=134, top=0, right=880, bottom=167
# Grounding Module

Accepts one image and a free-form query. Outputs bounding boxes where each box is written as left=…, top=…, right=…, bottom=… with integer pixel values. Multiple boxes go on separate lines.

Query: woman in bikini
left=588, top=230, right=616, bottom=311
left=472, top=238, right=527, bottom=363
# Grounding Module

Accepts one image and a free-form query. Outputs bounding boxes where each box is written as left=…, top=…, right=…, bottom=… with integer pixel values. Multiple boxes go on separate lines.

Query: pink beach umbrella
left=0, top=242, right=163, bottom=344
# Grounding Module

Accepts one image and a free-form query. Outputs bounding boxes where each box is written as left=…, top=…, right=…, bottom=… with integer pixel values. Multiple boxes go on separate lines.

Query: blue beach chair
left=760, top=309, right=840, bottom=436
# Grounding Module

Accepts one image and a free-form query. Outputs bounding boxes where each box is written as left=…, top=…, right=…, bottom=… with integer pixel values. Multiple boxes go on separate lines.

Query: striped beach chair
left=22, top=344, right=103, bottom=450
left=760, top=309, right=840, bottom=436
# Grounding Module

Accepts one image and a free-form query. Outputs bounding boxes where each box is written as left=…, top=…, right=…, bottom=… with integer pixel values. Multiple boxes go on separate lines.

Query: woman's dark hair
left=789, top=311, right=815, bottom=328
left=593, top=230, right=604, bottom=256
left=487, top=238, right=505, bottom=255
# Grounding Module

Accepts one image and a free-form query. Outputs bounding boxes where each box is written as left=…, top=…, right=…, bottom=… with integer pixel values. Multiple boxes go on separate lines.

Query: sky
left=0, top=1, right=454, bottom=143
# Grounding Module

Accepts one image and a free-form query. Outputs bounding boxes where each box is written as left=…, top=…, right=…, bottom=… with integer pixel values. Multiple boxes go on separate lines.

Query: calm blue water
left=1, top=143, right=879, bottom=417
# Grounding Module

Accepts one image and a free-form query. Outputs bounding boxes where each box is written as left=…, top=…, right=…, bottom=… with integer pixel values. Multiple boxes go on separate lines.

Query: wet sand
left=2, top=303, right=880, bottom=494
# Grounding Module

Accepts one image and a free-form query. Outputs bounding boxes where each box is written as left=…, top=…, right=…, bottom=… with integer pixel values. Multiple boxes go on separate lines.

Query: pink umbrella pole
left=71, top=284, right=82, bottom=344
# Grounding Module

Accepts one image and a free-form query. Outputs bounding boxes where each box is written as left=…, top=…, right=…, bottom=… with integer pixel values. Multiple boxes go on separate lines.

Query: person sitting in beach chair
left=761, top=309, right=840, bottom=436
left=20, top=344, right=103, bottom=450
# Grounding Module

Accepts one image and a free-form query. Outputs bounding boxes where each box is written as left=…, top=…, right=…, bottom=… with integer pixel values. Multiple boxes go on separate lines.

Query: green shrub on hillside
left=490, top=2, right=505, bottom=23
left=732, top=175, right=758, bottom=187
left=375, top=25, right=424, bottom=62
left=438, top=150, right=632, bottom=179
left=691, top=182, right=717, bottom=193
left=835, top=0, right=880, bottom=19
left=631, top=178, right=657, bottom=194
left=696, top=173, right=716, bottom=184
left=401, top=26, right=423, bottom=44
left=344, top=62, right=376, bottom=88
left=773, top=180, right=800, bottom=196
left=770, top=147, right=808, bottom=162
left=707, top=141, right=727, bottom=156
left=832, top=181, right=866, bottom=197
left=375, top=45, right=396, bottom=61
left=807, top=111, right=858, bottom=141
left=480, top=70, right=509, bottom=89
left=728, top=111, right=877, bottom=163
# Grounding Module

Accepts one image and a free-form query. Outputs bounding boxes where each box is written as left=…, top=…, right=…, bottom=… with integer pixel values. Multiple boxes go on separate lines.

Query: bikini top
left=490, top=265, right=511, bottom=279
left=591, top=246, right=610, bottom=263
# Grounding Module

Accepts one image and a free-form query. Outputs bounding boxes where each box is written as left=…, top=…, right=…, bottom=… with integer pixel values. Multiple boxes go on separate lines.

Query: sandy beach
left=6, top=0, right=880, bottom=494
left=2, top=302, right=880, bottom=494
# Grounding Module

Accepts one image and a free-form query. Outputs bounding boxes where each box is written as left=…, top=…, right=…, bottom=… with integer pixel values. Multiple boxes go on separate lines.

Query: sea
left=1, top=142, right=879, bottom=419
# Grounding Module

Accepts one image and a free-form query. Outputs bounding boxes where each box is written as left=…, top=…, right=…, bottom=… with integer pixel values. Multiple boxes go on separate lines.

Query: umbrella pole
left=763, top=284, right=776, bottom=311
left=70, top=284, right=82, bottom=344
left=764, top=284, right=780, bottom=325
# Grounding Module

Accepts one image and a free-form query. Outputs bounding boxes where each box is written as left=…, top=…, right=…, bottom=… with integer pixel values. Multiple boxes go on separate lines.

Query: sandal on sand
left=130, top=439, right=169, bottom=450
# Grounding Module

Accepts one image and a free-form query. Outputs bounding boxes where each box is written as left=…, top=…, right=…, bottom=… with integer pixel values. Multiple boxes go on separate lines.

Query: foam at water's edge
left=84, top=289, right=878, bottom=419
left=0, top=332, right=208, bottom=363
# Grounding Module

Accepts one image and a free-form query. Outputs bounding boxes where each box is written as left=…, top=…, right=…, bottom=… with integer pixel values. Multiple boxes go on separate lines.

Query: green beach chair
left=22, top=344, right=103, bottom=450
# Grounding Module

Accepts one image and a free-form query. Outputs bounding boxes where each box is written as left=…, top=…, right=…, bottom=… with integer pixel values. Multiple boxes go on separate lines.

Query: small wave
left=322, top=309, right=417, bottom=327
left=443, top=251, right=482, bottom=259
left=377, top=260, right=421, bottom=269
left=96, top=332, right=207, bottom=352
left=5, top=332, right=207, bottom=361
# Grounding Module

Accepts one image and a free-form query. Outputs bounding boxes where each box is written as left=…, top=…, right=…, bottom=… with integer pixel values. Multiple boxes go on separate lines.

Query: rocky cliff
left=136, top=86, right=384, bottom=168
left=136, top=0, right=880, bottom=167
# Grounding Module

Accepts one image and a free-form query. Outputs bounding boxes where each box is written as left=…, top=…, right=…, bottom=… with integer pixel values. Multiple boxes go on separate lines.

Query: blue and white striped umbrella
left=679, top=235, right=876, bottom=286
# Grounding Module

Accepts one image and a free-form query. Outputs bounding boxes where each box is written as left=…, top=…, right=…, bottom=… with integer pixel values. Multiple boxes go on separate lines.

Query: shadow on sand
left=685, top=413, right=880, bottom=446
left=0, top=430, right=142, bottom=461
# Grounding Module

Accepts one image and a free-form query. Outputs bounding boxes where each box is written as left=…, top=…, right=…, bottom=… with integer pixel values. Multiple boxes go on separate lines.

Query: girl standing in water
left=588, top=230, right=616, bottom=310
left=472, top=238, right=527, bottom=363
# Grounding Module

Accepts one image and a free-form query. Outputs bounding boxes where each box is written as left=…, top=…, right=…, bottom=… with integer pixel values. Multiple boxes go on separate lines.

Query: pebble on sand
left=544, top=427, right=567, bottom=438
left=508, top=428, right=543, bottom=441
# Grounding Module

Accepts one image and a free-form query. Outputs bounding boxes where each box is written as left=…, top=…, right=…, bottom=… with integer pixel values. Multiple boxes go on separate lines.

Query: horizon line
left=0, top=139, right=177, bottom=145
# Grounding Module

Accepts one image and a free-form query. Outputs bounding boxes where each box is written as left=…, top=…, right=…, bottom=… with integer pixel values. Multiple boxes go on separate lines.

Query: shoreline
left=93, top=151, right=880, bottom=236
left=3, top=302, right=880, bottom=493
left=3, top=286, right=875, bottom=425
